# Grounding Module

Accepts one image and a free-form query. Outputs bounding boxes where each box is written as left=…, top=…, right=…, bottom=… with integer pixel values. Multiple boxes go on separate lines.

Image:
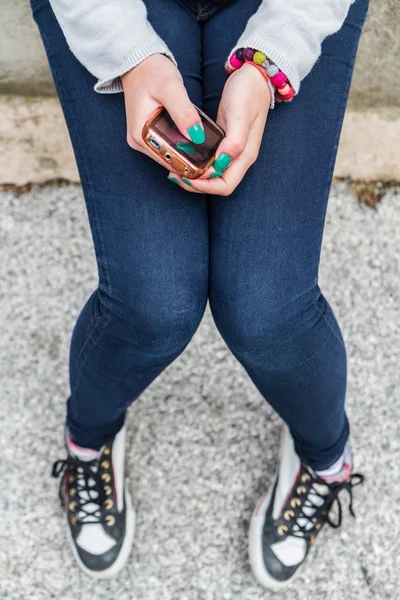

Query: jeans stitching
left=35, top=9, right=113, bottom=386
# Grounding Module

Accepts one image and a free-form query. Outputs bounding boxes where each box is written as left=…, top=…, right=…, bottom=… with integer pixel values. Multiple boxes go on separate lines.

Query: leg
left=32, top=0, right=208, bottom=450
left=203, top=0, right=369, bottom=470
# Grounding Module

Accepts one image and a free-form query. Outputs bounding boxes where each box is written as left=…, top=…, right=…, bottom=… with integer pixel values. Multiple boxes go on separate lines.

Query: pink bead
left=229, top=53, right=244, bottom=70
left=281, top=87, right=295, bottom=101
left=271, top=71, right=286, bottom=87
left=277, top=83, right=290, bottom=95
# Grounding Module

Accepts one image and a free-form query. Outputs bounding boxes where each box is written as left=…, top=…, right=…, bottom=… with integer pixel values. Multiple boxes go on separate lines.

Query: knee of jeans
left=102, top=285, right=206, bottom=359
left=210, top=289, right=331, bottom=370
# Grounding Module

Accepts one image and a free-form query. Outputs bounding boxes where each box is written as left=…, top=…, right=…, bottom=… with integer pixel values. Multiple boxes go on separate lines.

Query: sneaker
left=52, top=425, right=135, bottom=578
left=249, top=425, right=363, bottom=591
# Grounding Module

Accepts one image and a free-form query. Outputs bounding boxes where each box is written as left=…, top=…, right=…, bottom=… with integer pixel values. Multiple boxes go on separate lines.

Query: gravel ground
left=0, top=183, right=399, bottom=600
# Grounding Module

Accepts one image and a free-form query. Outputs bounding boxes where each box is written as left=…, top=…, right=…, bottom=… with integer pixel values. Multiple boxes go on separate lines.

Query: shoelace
left=280, top=471, right=364, bottom=540
left=52, top=456, right=106, bottom=525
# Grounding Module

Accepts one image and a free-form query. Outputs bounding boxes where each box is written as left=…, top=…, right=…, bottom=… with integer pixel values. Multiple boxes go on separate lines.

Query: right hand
left=121, top=54, right=204, bottom=168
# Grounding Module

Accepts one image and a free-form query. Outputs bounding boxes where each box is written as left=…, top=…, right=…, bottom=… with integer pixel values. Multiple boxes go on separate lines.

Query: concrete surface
left=2, top=95, right=400, bottom=185
left=0, top=95, right=79, bottom=185
left=1, top=0, right=400, bottom=110
left=0, top=182, right=399, bottom=599
left=0, top=0, right=55, bottom=96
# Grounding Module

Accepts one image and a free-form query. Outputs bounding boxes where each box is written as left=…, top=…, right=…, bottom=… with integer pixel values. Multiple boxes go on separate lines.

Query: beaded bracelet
left=225, top=47, right=295, bottom=105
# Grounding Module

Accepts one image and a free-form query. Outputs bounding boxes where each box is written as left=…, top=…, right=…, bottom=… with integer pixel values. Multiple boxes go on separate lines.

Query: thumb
left=159, top=81, right=205, bottom=145
left=213, top=108, right=254, bottom=172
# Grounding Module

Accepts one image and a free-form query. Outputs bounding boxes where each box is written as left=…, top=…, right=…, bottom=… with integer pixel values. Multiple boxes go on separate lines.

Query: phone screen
left=151, top=110, right=222, bottom=168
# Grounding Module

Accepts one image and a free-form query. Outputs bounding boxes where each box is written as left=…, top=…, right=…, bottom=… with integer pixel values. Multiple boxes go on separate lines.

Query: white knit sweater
left=49, top=0, right=354, bottom=94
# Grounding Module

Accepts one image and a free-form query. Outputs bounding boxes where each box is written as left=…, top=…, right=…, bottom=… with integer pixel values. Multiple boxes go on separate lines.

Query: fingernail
left=168, top=177, right=180, bottom=185
left=187, top=123, right=205, bottom=144
left=176, top=141, right=195, bottom=154
left=181, top=178, right=192, bottom=186
left=213, top=153, right=232, bottom=172
left=209, top=171, right=223, bottom=179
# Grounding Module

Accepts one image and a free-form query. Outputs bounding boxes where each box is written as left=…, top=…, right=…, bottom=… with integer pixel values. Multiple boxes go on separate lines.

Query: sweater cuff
left=229, top=33, right=300, bottom=94
left=94, top=41, right=177, bottom=94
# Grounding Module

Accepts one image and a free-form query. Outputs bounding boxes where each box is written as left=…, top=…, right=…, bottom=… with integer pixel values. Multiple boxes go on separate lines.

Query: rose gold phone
left=142, top=106, right=225, bottom=179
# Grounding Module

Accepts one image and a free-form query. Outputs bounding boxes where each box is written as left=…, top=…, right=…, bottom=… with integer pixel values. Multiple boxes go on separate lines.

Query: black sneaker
left=52, top=425, right=135, bottom=578
left=249, top=426, right=363, bottom=591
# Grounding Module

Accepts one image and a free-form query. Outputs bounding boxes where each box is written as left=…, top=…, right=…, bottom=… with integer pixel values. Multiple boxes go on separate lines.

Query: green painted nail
left=181, top=178, right=192, bottom=186
left=187, top=123, right=205, bottom=144
left=210, top=171, right=223, bottom=178
left=213, top=153, right=232, bottom=172
left=176, top=141, right=196, bottom=154
left=168, top=177, right=180, bottom=185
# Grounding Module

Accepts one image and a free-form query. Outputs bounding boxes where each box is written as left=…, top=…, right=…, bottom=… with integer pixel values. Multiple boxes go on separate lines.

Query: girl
left=32, top=0, right=367, bottom=589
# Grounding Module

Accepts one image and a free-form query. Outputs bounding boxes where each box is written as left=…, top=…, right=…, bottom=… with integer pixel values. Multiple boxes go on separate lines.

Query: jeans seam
left=37, top=14, right=113, bottom=384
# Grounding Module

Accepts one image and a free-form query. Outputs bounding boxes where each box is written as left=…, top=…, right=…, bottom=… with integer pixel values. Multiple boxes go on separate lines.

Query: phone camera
left=165, top=153, right=172, bottom=160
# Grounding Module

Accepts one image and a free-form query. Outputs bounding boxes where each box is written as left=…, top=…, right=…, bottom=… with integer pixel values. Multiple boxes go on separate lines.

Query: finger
left=189, top=123, right=262, bottom=195
left=211, top=105, right=256, bottom=174
left=189, top=153, right=249, bottom=196
left=167, top=172, right=204, bottom=193
left=158, top=81, right=205, bottom=145
left=197, top=165, right=223, bottom=181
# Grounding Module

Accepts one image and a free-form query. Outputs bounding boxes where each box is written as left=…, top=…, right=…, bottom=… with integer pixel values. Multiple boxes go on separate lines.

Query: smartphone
left=142, top=106, right=225, bottom=179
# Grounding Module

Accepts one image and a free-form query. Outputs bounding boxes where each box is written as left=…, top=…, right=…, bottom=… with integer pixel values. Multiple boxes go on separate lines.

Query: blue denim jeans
left=31, top=0, right=368, bottom=469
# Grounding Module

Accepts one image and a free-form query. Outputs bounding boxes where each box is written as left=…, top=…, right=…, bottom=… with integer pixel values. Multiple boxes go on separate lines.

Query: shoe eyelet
left=291, top=498, right=301, bottom=508
left=68, top=476, right=75, bottom=483
left=69, top=501, right=77, bottom=512
left=104, top=499, right=114, bottom=510
left=104, top=447, right=111, bottom=456
left=284, top=510, right=295, bottom=521
left=101, top=460, right=110, bottom=470
left=69, top=488, right=77, bottom=497
left=277, top=525, right=288, bottom=536
left=309, top=534, right=316, bottom=545
left=301, top=473, right=311, bottom=483
left=297, top=485, right=307, bottom=495
left=104, top=485, right=112, bottom=496
left=105, top=515, right=115, bottom=527
left=101, top=473, right=111, bottom=483
left=315, top=522, right=322, bottom=530
left=70, top=516, right=77, bottom=526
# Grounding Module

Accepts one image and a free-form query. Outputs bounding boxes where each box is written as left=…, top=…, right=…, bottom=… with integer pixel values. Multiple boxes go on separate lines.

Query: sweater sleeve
left=230, top=0, right=354, bottom=93
left=49, top=0, right=176, bottom=94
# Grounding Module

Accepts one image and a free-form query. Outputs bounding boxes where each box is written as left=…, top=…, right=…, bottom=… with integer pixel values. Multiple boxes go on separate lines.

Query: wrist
left=240, top=62, right=273, bottom=107
left=226, top=48, right=295, bottom=107
left=121, top=53, right=171, bottom=90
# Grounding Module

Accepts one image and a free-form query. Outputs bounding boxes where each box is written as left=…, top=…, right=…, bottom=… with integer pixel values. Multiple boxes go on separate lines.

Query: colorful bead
left=235, top=48, right=244, bottom=61
left=280, top=87, right=295, bottom=101
left=243, top=48, right=255, bottom=61
left=224, top=48, right=295, bottom=109
left=225, top=60, right=233, bottom=73
left=266, top=64, right=279, bottom=78
left=253, top=51, right=267, bottom=65
left=277, top=83, right=291, bottom=96
left=271, top=71, right=286, bottom=87
left=229, top=53, right=244, bottom=70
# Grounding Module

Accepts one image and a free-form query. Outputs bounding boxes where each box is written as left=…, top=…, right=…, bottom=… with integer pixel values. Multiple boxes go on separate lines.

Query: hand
left=168, top=63, right=271, bottom=195
left=121, top=54, right=204, bottom=168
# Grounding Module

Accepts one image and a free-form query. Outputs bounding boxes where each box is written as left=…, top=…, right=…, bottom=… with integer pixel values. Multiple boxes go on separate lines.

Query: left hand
left=168, top=62, right=271, bottom=195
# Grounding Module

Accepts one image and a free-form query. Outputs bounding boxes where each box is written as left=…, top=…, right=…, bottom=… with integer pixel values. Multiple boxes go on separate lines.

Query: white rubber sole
left=248, top=481, right=303, bottom=592
left=66, top=488, right=136, bottom=579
